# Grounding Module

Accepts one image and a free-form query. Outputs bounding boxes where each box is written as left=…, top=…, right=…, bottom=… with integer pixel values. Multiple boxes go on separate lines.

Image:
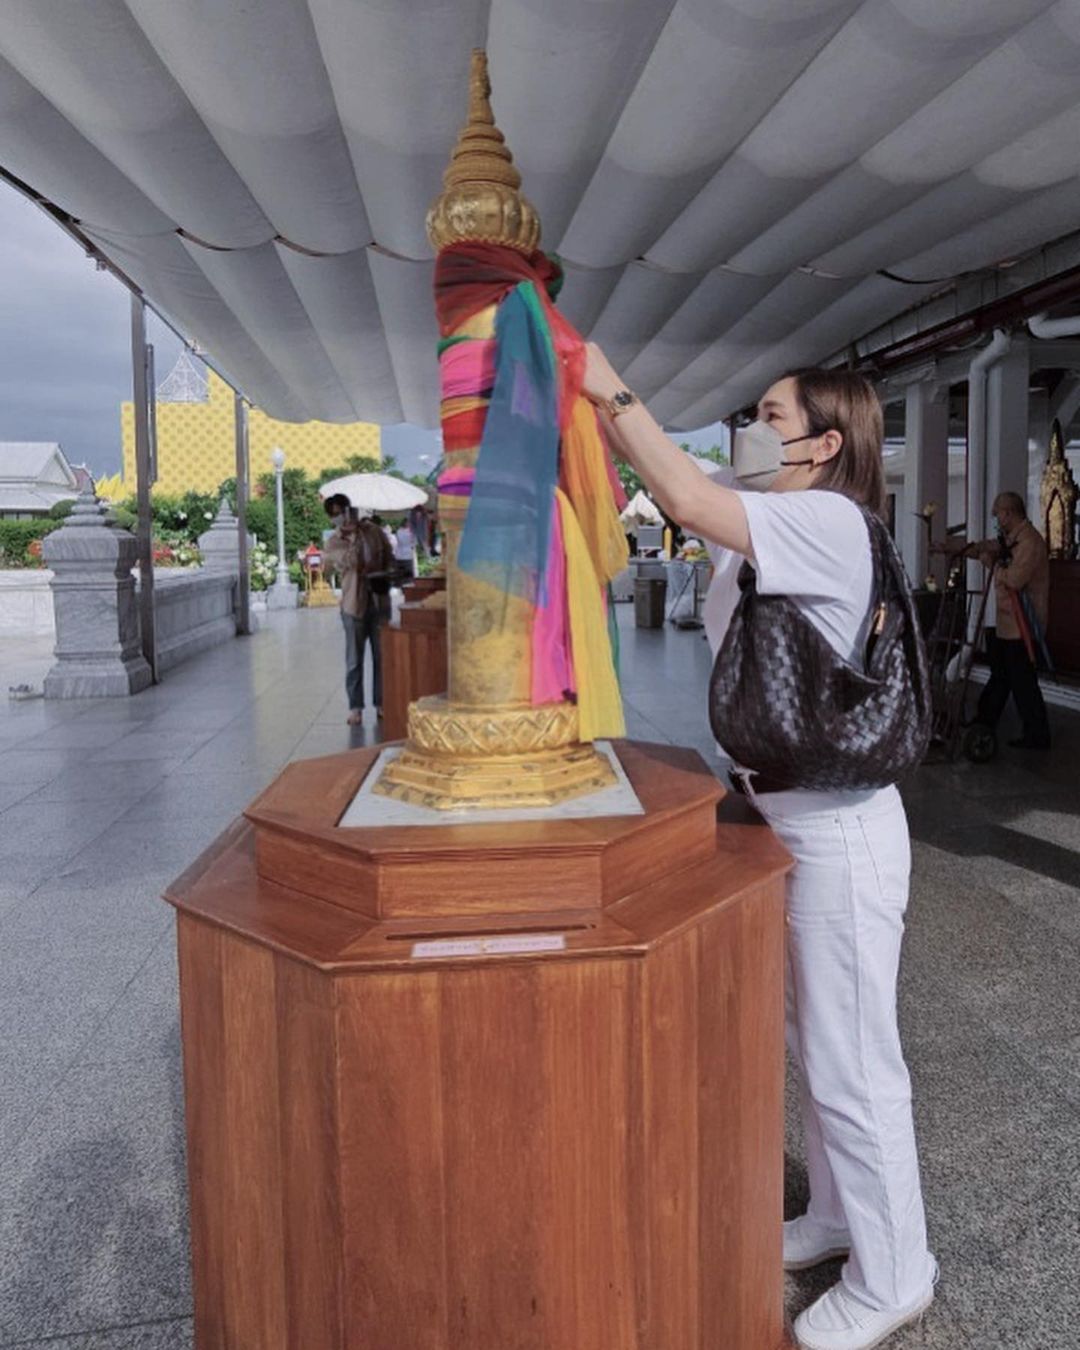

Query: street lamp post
left=267, top=446, right=299, bottom=610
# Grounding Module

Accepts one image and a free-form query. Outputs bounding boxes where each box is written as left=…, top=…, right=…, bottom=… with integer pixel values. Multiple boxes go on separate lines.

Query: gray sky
left=0, top=178, right=725, bottom=480
left=0, top=180, right=180, bottom=476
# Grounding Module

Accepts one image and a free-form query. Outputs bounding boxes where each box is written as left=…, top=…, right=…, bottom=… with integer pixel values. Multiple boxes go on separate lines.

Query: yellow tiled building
left=121, top=351, right=381, bottom=494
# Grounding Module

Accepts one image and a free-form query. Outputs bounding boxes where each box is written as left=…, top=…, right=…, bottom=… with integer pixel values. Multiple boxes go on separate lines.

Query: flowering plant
left=249, top=539, right=278, bottom=591
left=152, top=528, right=202, bottom=567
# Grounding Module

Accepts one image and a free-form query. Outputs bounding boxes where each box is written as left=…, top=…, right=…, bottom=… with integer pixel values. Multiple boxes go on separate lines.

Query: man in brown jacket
left=323, top=494, right=395, bottom=725
left=968, top=492, right=1051, bottom=750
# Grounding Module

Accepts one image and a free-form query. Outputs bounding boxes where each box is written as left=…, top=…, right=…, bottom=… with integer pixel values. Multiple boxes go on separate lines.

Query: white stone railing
left=144, top=570, right=238, bottom=675
left=0, top=569, right=56, bottom=638
left=38, top=489, right=248, bottom=697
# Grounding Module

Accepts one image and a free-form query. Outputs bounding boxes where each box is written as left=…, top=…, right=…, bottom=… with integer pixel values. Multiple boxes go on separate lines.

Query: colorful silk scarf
left=436, top=243, right=629, bottom=740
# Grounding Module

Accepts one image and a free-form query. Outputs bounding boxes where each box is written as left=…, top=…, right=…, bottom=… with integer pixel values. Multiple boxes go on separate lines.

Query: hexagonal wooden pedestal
left=167, top=740, right=794, bottom=1350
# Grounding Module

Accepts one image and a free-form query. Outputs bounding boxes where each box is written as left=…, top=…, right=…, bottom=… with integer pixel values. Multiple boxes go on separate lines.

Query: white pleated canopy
left=4, top=0, right=1080, bottom=428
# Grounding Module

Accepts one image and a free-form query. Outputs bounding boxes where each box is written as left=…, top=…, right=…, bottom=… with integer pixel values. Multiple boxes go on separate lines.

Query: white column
left=985, top=334, right=1030, bottom=515
left=1028, top=387, right=1049, bottom=519
left=901, top=381, right=949, bottom=584
left=267, top=445, right=299, bottom=610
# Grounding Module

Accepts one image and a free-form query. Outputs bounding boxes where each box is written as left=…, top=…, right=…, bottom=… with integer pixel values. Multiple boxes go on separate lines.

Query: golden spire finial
left=427, top=49, right=541, bottom=254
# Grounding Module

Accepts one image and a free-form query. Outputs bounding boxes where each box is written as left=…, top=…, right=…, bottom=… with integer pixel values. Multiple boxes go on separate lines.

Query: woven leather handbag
left=709, top=507, right=931, bottom=790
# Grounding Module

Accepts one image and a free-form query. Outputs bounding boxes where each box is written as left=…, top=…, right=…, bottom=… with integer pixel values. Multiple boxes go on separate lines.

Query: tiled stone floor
left=1, top=607, right=1078, bottom=1348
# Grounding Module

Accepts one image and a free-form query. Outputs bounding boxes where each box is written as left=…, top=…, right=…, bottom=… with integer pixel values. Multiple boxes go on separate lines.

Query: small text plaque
left=410, top=933, right=567, bottom=960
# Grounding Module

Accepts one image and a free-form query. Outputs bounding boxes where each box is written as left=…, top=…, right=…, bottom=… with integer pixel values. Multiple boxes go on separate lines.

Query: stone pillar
left=42, top=487, right=153, bottom=698
left=197, top=498, right=252, bottom=575
left=1028, top=386, right=1051, bottom=515
left=901, top=381, right=949, bottom=585
left=985, top=335, right=1030, bottom=514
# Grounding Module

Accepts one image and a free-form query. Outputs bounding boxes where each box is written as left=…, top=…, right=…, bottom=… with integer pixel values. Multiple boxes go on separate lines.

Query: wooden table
left=380, top=599, right=447, bottom=739
left=167, top=741, right=794, bottom=1349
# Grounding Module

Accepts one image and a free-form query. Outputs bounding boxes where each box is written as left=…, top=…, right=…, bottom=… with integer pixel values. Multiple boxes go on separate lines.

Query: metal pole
left=272, top=447, right=289, bottom=588
left=131, top=293, right=158, bottom=682
left=234, top=393, right=251, bottom=635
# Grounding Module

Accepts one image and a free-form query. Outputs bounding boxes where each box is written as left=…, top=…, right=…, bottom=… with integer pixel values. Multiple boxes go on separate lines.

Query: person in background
left=373, top=513, right=395, bottom=548
left=408, top=503, right=432, bottom=557
left=392, top=517, right=416, bottom=581
left=969, top=492, right=1051, bottom=750
left=936, top=491, right=1051, bottom=750
left=322, top=492, right=350, bottom=543
left=323, top=495, right=394, bottom=725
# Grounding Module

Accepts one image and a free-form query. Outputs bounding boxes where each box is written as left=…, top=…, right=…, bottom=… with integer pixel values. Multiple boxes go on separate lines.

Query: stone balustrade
left=148, top=570, right=238, bottom=675
left=0, top=569, right=57, bottom=638
left=37, top=488, right=248, bottom=697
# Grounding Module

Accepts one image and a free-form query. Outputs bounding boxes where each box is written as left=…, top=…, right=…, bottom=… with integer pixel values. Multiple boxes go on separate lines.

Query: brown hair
left=782, top=368, right=886, bottom=516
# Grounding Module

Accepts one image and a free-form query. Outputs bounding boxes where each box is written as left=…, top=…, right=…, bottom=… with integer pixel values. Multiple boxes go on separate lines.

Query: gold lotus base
left=372, top=695, right=617, bottom=811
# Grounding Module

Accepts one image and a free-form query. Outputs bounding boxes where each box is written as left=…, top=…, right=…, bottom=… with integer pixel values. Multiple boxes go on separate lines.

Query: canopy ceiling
left=3, top=0, right=1080, bottom=428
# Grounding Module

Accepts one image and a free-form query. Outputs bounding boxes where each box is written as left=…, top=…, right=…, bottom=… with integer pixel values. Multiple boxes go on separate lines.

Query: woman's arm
left=584, top=344, right=752, bottom=556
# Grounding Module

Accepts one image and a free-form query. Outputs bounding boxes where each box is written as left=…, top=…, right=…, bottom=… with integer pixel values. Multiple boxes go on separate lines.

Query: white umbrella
left=318, top=473, right=428, bottom=513
left=620, top=489, right=663, bottom=528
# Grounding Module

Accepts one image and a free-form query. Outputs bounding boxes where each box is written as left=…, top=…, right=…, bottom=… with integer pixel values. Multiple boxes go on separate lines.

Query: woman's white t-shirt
left=695, top=464, right=873, bottom=665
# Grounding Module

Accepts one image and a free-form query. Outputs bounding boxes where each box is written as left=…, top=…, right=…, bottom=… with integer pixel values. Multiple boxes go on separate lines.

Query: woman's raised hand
left=582, top=342, right=624, bottom=407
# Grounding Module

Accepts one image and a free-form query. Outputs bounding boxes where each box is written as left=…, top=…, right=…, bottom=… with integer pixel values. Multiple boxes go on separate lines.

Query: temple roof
left=0, top=441, right=79, bottom=514
left=157, top=348, right=209, bottom=404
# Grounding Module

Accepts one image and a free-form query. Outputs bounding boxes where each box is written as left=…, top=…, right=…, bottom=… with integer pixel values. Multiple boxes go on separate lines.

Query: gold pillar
left=374, top=51, right=615, bottom=810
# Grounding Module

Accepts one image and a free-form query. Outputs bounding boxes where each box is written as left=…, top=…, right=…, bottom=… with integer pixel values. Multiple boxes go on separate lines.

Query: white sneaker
left=783, top=1214, right=851, bottom=1271
left=793, top=1270, right=938, bottom=1350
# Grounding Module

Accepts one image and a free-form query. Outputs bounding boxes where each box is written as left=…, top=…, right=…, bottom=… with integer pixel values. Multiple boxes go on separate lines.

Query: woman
left=583, top=351, right=936, bottom=1350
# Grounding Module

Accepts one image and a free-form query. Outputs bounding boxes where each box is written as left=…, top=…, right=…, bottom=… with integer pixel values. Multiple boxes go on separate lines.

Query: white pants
left=750, top=782, right=934, bottom=1311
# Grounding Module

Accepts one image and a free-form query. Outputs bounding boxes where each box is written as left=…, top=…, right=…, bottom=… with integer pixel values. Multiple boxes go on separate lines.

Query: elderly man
left=966, top=492, right=1052, bottom=751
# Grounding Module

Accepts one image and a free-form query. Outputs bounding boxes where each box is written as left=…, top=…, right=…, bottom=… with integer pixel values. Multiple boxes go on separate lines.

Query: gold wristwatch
left=599, top=388, right=639, bottom=418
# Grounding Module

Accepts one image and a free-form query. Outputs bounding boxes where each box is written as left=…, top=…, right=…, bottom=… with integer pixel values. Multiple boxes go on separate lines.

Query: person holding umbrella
left=323, top=493, right=394, bottom=725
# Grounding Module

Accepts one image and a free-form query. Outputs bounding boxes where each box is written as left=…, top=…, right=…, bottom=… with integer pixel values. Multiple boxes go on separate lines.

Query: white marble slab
left=338, top=740, right=644, bottom=828
left=0, top=569, right=56, bottom=638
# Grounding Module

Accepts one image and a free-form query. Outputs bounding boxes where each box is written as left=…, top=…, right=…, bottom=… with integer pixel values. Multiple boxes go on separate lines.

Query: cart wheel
left=962, top=723, right=997, bottom=764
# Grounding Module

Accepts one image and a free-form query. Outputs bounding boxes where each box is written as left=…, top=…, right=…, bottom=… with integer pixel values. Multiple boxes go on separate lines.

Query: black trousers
left=976, top=629, right=1051, bottom=746
left=342, top=603, right=382, bottom=711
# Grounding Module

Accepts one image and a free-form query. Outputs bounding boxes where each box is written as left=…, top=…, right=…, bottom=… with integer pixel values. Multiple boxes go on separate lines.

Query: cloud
left=0, top=180, right=183, bottom=477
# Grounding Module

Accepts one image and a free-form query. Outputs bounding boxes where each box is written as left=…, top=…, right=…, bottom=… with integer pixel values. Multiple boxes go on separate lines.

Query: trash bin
left=634, top=575, right=667, bottom=628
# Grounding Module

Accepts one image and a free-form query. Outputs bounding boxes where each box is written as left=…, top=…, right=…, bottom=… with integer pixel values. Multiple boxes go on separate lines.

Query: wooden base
left=167, top=741, right=793, bottom=1349
left=402, top=575, right=446, bottom=604
left=380, top=612, right=447, bottom=740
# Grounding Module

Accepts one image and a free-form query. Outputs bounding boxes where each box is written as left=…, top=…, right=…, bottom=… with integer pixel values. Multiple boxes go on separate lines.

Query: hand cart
left=924, top=563, right=997, bottom=763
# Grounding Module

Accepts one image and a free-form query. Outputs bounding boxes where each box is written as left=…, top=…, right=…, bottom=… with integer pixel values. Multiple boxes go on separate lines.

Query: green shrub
left=119, top=490, right=219, bottom=544
left=248, top=468, right=329, bottom=564
left=0, top=518, right=62, bottom=568
left=48, top=498, right=77, bottom=520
